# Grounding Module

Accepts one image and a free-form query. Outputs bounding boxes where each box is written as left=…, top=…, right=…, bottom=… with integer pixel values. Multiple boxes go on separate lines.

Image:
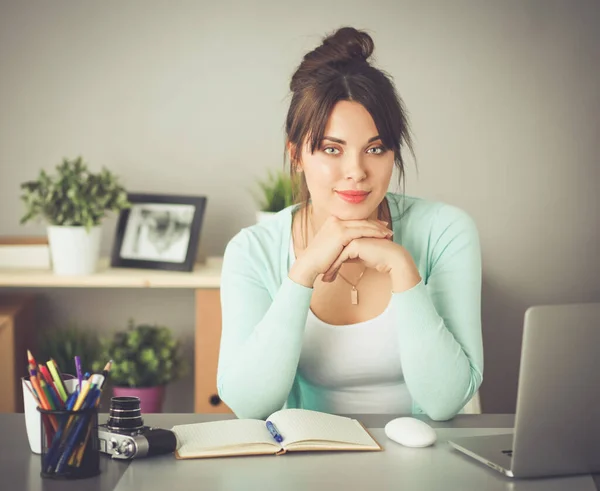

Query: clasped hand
left=290, top=215, right=418, bottom=288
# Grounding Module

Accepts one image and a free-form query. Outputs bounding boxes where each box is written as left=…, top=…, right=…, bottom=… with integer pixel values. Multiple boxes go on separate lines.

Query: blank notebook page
left=268, top=409, right=378, bottom=447
left=172, top=419, right=278, bottom=456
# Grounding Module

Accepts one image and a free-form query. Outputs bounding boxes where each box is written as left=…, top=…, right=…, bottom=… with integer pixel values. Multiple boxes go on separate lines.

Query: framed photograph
left=111, top=193, right=207, bottom=272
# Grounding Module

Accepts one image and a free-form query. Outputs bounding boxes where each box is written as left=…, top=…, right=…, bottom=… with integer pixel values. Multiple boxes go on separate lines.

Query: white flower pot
left=256, top=211, right=276, bottom=223
left=47, top=225, right=102, bottom=275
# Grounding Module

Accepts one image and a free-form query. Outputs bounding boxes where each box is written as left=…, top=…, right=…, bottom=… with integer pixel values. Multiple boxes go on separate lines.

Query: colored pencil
left=60, top=388, right=99, bottom=468
left=100, top=360, right=112, bottom=388
left=61, top=379, right=91, bottom=436
left=29, top=369, right=50, bottom=410
left=46, top=359, right=68, bottom=403
left=73, top=389, right=103, bottom=466
left=29, top=369, right=58, bottom=432
left=38, top=366, right=63, bottom=408
left=23, top=378, right=41, bottom=405
left=33, top=352, right=114, bottom=473
left=40, top=380, right=57, bottom=410
left=27, top=350, right=38, bottom=369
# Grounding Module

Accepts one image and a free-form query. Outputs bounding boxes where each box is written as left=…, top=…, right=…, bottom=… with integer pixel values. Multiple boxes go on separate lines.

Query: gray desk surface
left=2, top=413, right=598, bottom=491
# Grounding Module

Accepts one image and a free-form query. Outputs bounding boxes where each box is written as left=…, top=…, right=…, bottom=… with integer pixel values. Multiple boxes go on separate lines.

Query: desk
left=0, top=257, right=229, bottom=414
left=2, top=414, right=598, bottom=491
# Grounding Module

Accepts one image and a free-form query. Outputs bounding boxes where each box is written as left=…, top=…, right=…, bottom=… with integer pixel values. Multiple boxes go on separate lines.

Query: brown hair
left=285, top=26, right=415, bottom=223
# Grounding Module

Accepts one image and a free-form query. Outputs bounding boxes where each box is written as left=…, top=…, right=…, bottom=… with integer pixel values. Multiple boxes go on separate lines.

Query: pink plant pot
left=112, top=385, right=166, bottom=413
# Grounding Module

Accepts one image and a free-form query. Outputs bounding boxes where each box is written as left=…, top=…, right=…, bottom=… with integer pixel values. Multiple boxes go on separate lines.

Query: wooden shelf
left=0, top=256, right=222, bottom=288
left=0, top=257, right=229, bottom=414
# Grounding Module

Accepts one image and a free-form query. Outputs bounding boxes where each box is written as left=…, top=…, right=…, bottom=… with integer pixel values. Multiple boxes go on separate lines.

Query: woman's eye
left=323, top=147, right=340, bottom=155
left=368, top=146, right=387, bottom=155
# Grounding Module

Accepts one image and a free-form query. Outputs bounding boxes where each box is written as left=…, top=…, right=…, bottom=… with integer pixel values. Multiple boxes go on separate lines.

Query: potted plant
left=251, top=169, right=298, bottom=223
left=37, top=324, right=101, bottom=377
left=93, top=320, right=187, bottom=413
left=20, top=156, right=130, bottom=275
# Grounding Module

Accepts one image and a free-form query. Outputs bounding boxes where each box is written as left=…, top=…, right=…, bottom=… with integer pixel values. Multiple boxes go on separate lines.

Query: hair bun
left=291, top=27, right=374, bottom=91
left=319, top=27, right=374, bottom=64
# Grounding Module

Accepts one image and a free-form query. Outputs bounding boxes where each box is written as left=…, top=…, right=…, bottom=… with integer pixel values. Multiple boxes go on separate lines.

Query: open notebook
left=172, top=409, right=381, bottom=459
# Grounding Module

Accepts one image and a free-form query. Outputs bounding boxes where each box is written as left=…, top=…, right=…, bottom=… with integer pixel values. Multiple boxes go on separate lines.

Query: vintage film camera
left=98, top=396, right=177, bottom=460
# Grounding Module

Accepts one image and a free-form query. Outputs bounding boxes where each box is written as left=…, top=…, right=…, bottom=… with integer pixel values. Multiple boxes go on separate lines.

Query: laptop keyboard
left=501, top=450, right=513, bottom=458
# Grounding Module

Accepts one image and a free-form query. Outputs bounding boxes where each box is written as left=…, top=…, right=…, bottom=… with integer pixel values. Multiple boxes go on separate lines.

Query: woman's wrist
left=389, top=255, right=422, bottom=293
left=289, top=261, right=317, bottom=288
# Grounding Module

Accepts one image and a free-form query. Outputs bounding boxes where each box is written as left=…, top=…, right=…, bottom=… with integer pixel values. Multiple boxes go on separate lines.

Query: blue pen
left=44, top=393, right=78, bottom=469
left=45, top=423, right=68, bottom=471
left=48, top=389, right=99, bottom=473
left=266, top=421, right=283, bottom=443
left=53, top=390, right=99, bottom=473
left=42, top=394, right=69, bottom=468
left=45, top=414, right=79, bottom=473
left=54, top=414, right=89, bottom=473
left=44, top=393, right=85, bottom=472
left=81, top=388, right=99, bottom=409
left=65, top=391, right=78, bottom=411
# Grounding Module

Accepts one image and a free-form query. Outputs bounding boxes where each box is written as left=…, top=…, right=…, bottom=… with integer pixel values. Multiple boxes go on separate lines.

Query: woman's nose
left=343, top=154, right=367, bottom=182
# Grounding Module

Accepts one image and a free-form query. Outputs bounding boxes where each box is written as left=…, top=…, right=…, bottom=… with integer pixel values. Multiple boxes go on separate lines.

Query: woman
left=217, top=27, right=483, bottom=421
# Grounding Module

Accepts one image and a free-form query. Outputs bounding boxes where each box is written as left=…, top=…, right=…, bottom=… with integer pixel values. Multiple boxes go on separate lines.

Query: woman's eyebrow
left=322, top=135, right=381, bottom=145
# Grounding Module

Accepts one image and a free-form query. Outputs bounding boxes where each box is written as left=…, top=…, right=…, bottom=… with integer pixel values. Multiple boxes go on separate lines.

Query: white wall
left=1, top=0, right=598, bottom=412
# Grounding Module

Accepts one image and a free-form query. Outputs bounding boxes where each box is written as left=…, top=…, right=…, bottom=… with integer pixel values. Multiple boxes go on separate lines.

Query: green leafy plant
left=252, top=169, right=298, bottom=212
left=92, top=320, right=187, bottom=388
left=37, top=325, right=101, bottom=377
left=20, top=156, right=130, bottom=231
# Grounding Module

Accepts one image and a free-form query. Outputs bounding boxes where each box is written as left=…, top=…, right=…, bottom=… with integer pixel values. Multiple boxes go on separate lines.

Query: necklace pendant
left=351, top=287, right=358, bottom=305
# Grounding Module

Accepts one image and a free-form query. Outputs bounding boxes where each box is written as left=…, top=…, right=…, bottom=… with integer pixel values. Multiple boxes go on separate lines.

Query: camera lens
left=107, top=396, right=144, bottom=433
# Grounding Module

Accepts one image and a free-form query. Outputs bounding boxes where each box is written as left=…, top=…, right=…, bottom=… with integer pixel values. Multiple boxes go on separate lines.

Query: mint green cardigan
left=217, top=193, right=483, bottom=421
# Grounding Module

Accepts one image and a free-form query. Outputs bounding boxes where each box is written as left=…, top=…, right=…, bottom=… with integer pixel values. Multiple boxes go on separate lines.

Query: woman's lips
left=335, top=190, right=370, bottom=204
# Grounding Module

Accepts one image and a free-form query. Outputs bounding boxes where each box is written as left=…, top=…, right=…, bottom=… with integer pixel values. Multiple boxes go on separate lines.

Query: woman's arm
left=216, top=230, right=313, bottom=419
left=392, top=204, right=483, bottom=421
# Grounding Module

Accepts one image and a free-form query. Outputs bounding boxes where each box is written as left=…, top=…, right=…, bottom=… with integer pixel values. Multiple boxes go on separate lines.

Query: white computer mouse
left=384, top=417, right=437, bottom=448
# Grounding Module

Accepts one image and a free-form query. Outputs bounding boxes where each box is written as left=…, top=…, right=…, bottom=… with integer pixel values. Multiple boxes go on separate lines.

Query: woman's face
left=296, top=101, right=394, bottom=222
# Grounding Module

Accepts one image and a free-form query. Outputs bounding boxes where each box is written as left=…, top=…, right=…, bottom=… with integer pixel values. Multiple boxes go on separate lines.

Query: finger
left=323, top=244, right=359, bottom=281
left=322, top=250, right=347, bottom=282
left=321, top=267, right=339, bottom=283
left=321, top=271, right=337, bottom=283
left=340, top=219, right=389, bottom=231
left=341, top=226, right=392, bottom=246
left=320, top=219, right=391, bottom=242
left=322, top=257, right=347, bottom=282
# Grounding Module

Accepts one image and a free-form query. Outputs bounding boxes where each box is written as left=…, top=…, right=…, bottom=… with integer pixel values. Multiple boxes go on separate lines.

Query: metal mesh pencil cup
left=38, top=406, right=100, bottom=479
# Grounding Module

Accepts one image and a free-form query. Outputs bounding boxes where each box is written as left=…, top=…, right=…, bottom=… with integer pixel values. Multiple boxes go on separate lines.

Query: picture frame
left=110, top=193, right=207, bottom=272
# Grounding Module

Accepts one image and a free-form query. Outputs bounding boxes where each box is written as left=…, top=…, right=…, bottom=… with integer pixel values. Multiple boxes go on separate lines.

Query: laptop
left=448, top=302, right=600, bottom=478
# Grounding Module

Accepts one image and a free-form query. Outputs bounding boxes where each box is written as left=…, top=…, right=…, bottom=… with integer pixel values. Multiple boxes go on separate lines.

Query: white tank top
left=289, top=237, right=412, bottom=414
